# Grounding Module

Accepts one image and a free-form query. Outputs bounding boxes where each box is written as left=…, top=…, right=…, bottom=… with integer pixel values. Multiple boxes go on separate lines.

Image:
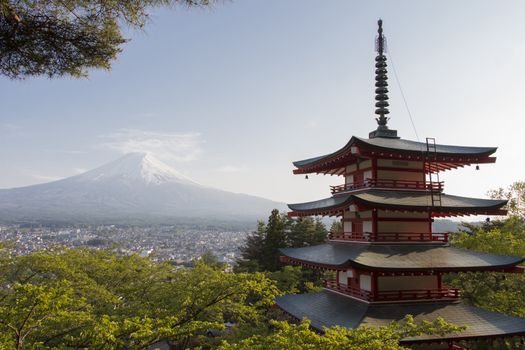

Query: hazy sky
left=1, top=1, right=524, bottom=206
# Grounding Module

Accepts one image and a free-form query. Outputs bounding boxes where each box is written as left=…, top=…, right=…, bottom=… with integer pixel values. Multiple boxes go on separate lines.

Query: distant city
left=0, top=224, right=248, bottom=266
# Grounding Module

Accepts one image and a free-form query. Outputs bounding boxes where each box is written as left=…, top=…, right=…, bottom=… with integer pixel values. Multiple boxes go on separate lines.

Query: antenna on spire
left=369, top=19, right=399, bottom=139
left=375, top=19, right=387, bottom=55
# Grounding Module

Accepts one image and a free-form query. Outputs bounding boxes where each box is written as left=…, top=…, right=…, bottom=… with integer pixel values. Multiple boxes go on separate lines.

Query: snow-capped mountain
left=72, top=152, right=199, bottom=186
left=0, top=153, right=285, bottom=225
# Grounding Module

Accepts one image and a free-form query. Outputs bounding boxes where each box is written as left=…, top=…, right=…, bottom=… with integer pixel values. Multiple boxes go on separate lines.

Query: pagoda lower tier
left=279, top=242, right=524, bottom=304
left=275, top=290, right=525, bottom=346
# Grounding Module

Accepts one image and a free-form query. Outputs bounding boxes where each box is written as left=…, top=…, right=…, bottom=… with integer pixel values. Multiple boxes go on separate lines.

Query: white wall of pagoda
left=344, top=209, right=372, bottom=219
left=377, top=210, right=430, bottom=234
left=378, top=210, right=428, bottom=218
left=377, top=275, right=438, bottom=291
left=344, top=159, right=426, bottom=183
left=337, top=269, right=355, bottom=285
left=342, top=209, right=431, bottom=237
left=359, top=274, right=372, bottom=291
left=376, top=158, right=424, bottom=183
left=377, top=221, right=428, bottom=233
left=376, top=170, right=423, bottom=182
left=376, top=159, right=424, bottom=171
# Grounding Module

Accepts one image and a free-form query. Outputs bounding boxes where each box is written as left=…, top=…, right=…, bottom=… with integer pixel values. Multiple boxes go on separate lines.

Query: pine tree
left=261, top=209, right=288, bottom=271
left=237, top=211, right=328, bottom=273
left=330, top=220, right=343, bottom=235
left=287, top=217, right=312, bottom=247
left=311, top=217, right=328, bottom=244
left=0, top=0, right=217, bottom=79
left=236, top=221, right=266, bottom=272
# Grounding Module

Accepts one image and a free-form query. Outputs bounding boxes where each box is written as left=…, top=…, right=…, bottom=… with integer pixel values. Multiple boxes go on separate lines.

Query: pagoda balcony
left=330, top=179, right=443, bottom=195
left=324, top=280, right=460, bottom=302
left=324, top=280, right=373, bottom=301
left=329, top=231, right=449, bottom=243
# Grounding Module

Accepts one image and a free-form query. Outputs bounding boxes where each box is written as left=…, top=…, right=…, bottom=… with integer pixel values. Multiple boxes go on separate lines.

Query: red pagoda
left=276, top=20, right=525, bottom=349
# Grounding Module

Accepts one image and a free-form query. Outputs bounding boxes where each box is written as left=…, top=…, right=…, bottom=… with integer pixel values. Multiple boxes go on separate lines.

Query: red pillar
left=371, top=272, right=378, bottom=301
left=372, top=209, right=378, bottom=241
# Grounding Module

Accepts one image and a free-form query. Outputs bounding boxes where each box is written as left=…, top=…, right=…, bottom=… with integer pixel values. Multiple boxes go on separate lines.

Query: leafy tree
left=0, top=247, right=279, bottom=349
left=0, top=280, right=92, bottom=349
left=266, top=265, right=323, bottom=295
left=199, top=250, right=227, bottom=270
left=266, top=265, right=303, bottom=294
left=217, top=316, right=464, bottom=350
left=449, top=218, right=525, bottom=318
left=0, top=0, right=215, bottom=79
left=488, top=181, right=525, bottom=219
left=448, top=181, right=525, bottom=321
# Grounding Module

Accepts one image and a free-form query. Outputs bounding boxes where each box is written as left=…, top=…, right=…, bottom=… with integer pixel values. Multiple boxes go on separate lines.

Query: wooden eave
left=293, top=137, right=497, bottom=175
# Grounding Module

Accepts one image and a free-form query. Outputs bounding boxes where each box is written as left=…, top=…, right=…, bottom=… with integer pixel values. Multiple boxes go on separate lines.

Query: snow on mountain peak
left=76, top=152, right=199, bottom=186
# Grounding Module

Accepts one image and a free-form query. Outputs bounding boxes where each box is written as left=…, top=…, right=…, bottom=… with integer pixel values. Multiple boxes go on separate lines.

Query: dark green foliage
left=262, top=209, right=288, bottom=272
left=236, top=210, right=328, bottom=273
left=288, top=217, right=327, bottom=247
left=235, top=221, right=265, bottom=273
left=0, top=0, right=214, bottom=78
left=329, top=220, right=343, bottom=235
left=235, top=210, right=328, bottom=293
left=199, top=250, right=227, bottom=270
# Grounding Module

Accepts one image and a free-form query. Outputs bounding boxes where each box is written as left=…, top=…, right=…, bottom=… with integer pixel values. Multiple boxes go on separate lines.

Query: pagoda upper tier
left=288, top=189, right=507, bottom=217
left=293, top=136, right=497, bottom=175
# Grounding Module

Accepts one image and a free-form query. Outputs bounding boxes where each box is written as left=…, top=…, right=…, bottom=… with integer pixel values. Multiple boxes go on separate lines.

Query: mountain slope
left=0, top=153, right=285, bottom=225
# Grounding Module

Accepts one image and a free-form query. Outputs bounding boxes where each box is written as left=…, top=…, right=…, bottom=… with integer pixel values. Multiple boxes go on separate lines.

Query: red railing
left=324, top=280, right=460, bottom=302
left=374, top=288, right=460, bottom=302
left=329, top=232, right=368, bottom=241
left=329, top=231, right=449, bottom=243
left=324, top=280, right=372, bottom=301
left=330, top=178, right=443, bottom=194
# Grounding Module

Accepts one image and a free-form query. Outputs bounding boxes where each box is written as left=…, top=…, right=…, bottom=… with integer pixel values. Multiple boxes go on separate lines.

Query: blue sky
left=1, top=1, right=524, bottom=205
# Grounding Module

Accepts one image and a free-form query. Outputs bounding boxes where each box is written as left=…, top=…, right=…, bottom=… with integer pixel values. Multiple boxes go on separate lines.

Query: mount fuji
left=0, top=153, right=285, bottom=226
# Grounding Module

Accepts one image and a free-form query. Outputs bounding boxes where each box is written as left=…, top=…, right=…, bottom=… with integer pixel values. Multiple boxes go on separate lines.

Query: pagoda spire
left=369, top=19, right=399, bottom=139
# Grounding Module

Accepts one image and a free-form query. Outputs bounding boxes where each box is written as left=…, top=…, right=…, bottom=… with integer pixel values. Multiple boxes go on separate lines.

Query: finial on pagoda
left=369, top=19, right=399, bottom=139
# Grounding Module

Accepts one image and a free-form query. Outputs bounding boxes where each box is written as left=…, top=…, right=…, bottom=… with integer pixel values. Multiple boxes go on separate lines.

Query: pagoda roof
left=287, top=189, right=507, bottom=217
left=279, top=242, right=524, bottom=272
left=275, top=290, right=525, bottom=342
left=293, top=136, right=497, bottom=174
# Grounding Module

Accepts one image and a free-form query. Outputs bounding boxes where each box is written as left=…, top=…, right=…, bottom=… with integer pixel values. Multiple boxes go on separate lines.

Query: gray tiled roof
left=355, top=137, right=497, bottom=156
left=275, top=290, right=525, bottom=341
left=279, top=242, right=524, bottom=271
left=293, top=136, right=497, bottom=168
left=287, top=190, right=507, bottom=212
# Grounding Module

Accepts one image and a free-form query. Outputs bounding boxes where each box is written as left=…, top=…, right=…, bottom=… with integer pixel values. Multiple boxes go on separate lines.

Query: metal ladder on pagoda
left=425, top=137, right=442, bottom=207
